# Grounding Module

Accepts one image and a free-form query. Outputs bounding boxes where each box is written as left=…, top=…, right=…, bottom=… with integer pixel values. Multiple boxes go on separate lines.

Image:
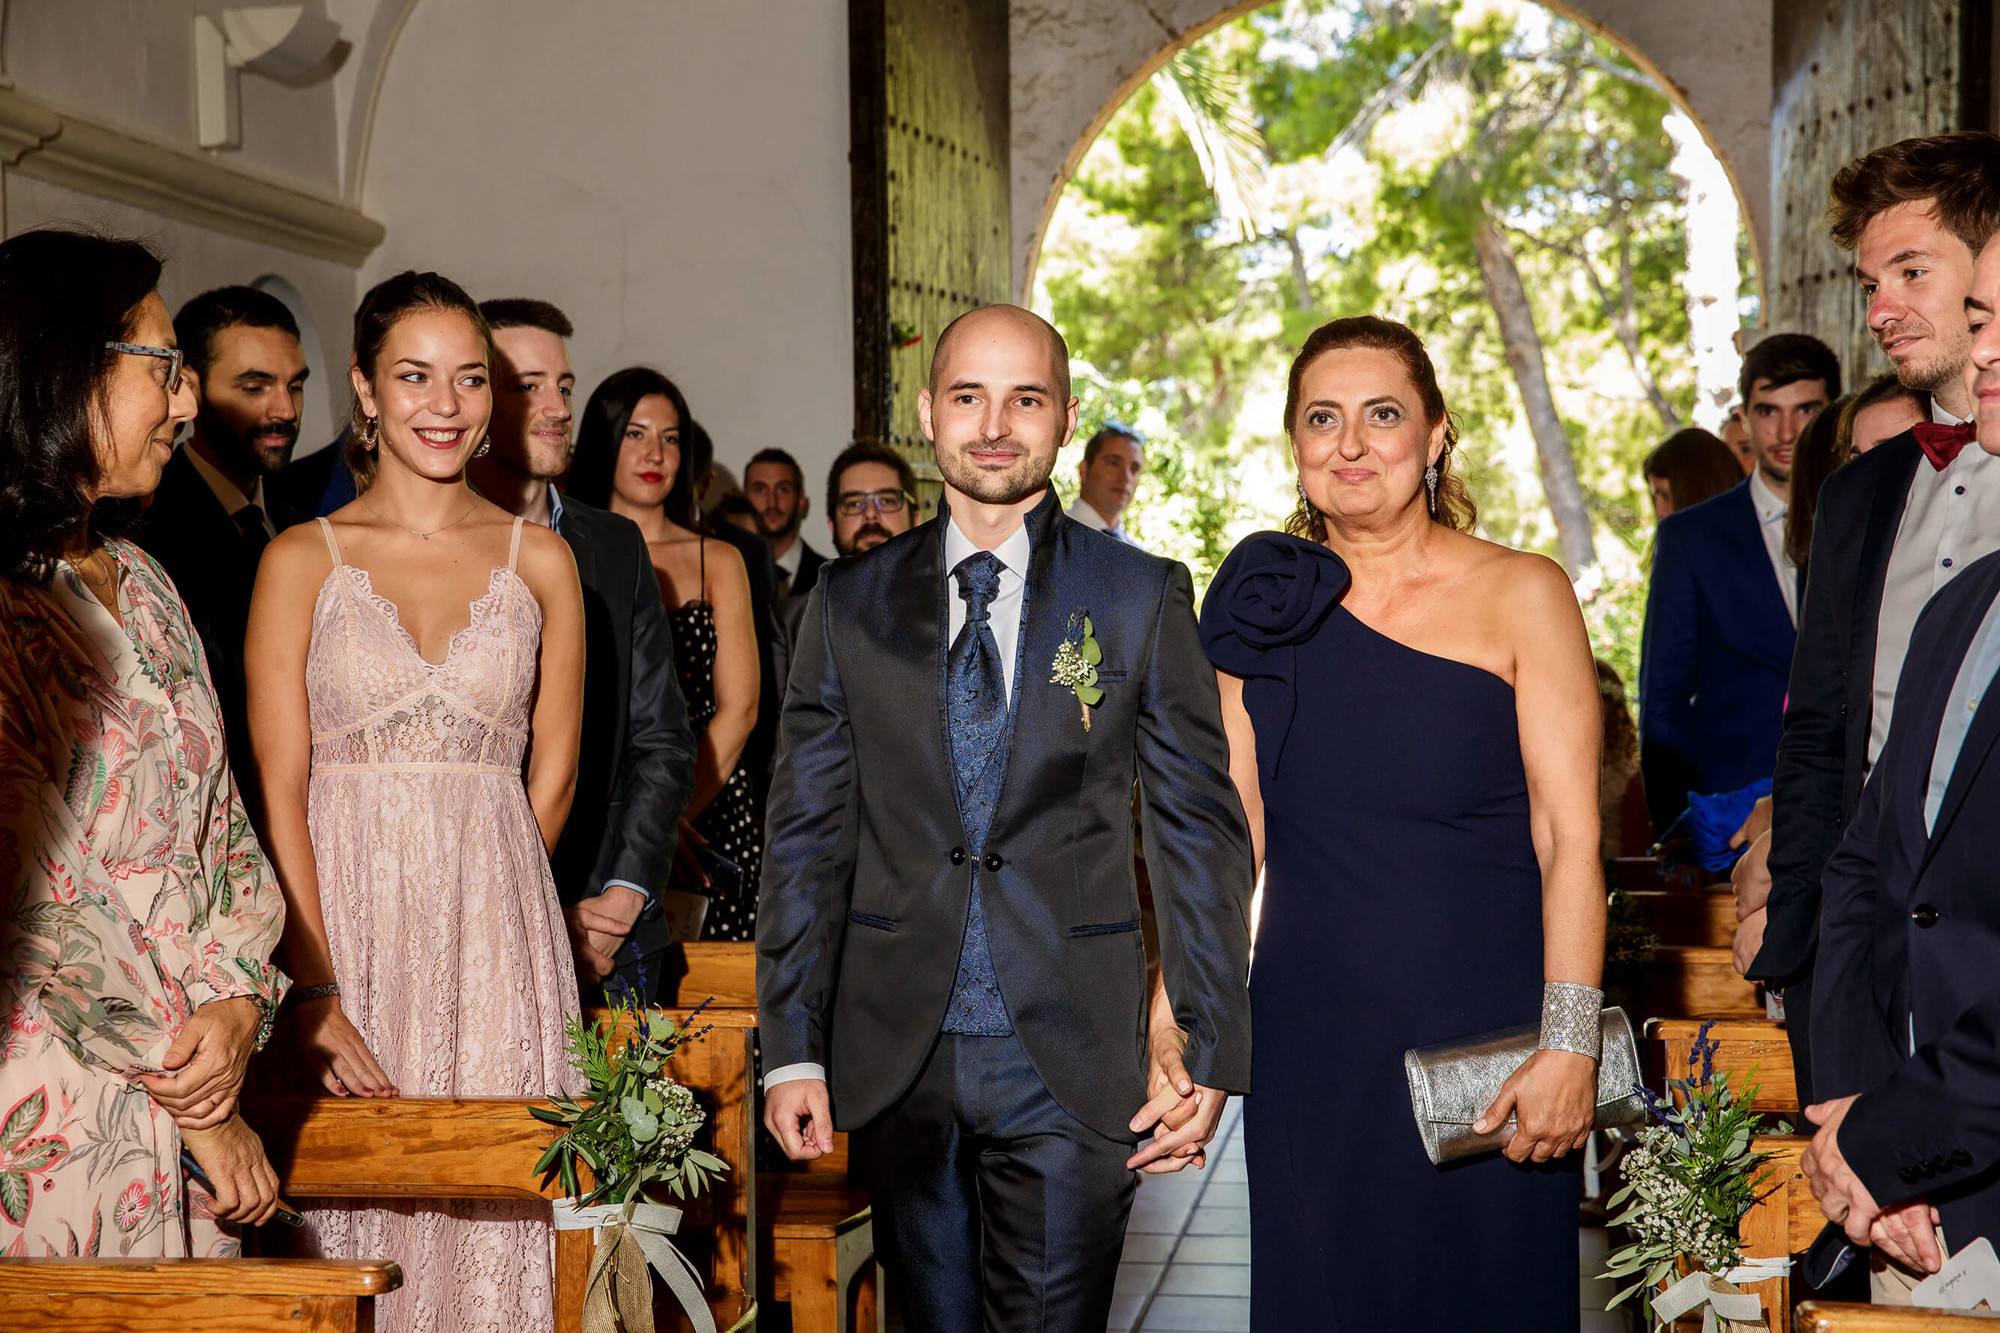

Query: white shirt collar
left=1934, top=398, right=1970, bottom=427
left=1750, top=472, right=1788, bottom=523
left=183, top=442, right=265, bottom=517
left=1069, top=497, right=1122, bottom=534
left=944, top=514, right=1031, bottom=581
left=546, top=483, right=565, bottom=531
left=773, top=538, right=803, bottom=577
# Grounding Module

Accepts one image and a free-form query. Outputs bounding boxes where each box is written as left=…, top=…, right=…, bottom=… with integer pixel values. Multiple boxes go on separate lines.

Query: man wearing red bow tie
left=1751, top=132, right=2000, bottom=1116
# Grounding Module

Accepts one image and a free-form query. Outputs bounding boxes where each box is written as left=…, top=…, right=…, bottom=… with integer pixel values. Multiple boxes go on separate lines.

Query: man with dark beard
left=758, top=304, right=1251, bottom=1328
left=138, top=285, right=311, bottom=808
left=770, top=441, right=920, bottom=693
left=469, top=297, right=696, bottom=1005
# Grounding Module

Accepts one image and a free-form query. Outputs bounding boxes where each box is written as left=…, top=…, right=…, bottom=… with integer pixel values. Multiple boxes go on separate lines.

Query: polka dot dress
left=668, top=585, right=763, bottom=941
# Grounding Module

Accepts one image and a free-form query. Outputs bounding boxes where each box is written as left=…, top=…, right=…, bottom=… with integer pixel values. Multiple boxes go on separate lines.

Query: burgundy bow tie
left=1914, top=420, right=1977, bottom=471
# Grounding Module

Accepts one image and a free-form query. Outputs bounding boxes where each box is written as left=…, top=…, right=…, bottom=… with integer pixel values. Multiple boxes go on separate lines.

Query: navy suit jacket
left=1813, top=546, right=2000, bottom=1239
left=1638, top=478, right=1798, bottom=832
left=755, top=490, right=1254, bottom=1141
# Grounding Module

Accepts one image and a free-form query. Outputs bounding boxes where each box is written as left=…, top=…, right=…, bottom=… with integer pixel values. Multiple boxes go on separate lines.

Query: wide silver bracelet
left=1537, top=981, right=1604, bottom=1058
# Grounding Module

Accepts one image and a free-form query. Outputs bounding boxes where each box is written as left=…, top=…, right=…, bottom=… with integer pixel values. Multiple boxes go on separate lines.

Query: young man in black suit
left=136, top=286, right=311, bottom=808
left=745, top=447, right=826, bottom=597
left=470, top=298, right=697, bottom=1004
left=1801, top=230, right=2000, bottom=1298
left=1747, top=134, right=2000, bottom=1107
left=758, top=305, right=1252, bottom=1328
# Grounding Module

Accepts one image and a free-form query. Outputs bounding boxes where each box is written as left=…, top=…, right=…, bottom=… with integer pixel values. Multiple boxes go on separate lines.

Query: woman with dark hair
left=571, top=370, right=761, bottom=939
left=247, top=271, right=585, bottom=1332
left=1785, top=394, right=1854, bottom=575
left=1838, top=371, right=1926, bottom=459
left=1194, top=316, right=1604, bottom=1329
left=0, top=228, right=289, bottom=1253
left=1643, top=426, right=1744, bottom=520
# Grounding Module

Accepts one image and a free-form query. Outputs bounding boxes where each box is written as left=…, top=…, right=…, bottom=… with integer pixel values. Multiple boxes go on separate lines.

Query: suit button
left=1953, top=1149, right=1974, bottom=1168
left=1901, top=1165, right=1923, bottom=1184
left=984, top=853, right=1003, bottom=872
left=1913, top=903, right=1939, bottom=928
left=950, top=848, right=966, bottom=866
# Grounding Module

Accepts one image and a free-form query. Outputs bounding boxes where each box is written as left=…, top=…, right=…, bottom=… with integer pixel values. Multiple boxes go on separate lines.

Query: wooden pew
left=0, top=1257, right=399, bottom=1330
left=1725, top=1134, right=1817, bottom=1328
left=250, top=1006, right=756, bottom=1333
left=653, top=940, right=883, bottom=1332
left=1647, top=1017, right=1799, bottom=1114
left=1641, top=945, right=1764, bottom=1020
left=1795, top=1305, right=2000, bottom=1329
left=1629, top=889, right=1739, bottom=949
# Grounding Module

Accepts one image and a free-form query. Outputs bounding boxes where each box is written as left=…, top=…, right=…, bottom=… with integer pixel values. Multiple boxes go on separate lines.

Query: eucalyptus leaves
left=531, top=996, right=728, bottom=1206
left=1050, top=610, right=1105, bottom=731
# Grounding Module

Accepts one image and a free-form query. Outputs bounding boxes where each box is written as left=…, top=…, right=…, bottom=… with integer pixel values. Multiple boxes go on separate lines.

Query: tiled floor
left=1111, top=1104, right=1636, bottom=1332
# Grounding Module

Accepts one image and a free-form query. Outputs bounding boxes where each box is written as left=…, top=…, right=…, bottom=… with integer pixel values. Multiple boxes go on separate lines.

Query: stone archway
left=1009, top=0, right=1773, bottom=304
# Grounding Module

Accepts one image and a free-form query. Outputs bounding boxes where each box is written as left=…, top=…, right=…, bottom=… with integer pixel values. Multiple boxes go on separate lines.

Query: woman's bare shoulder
left=260, top=518, right=339, bottom=583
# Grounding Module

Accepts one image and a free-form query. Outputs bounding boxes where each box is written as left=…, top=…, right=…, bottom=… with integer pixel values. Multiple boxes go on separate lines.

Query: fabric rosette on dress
left=1198, top=531, right=1350, bottom=780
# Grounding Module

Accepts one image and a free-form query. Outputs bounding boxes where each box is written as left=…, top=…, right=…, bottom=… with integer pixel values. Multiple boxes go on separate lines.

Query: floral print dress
left=0, top=541, right=289, bottom=1258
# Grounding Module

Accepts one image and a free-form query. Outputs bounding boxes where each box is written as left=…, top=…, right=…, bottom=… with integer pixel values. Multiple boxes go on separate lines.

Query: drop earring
left=473, top=436, right=492, bottom=458
left=1424, top=464, right=1439, bottom=515
left=1297, top=479, right=1310, bottom=508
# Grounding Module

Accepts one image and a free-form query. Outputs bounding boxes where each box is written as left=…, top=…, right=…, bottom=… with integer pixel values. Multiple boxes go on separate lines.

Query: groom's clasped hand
left=1128, top=1017, right=1228, bottom=1174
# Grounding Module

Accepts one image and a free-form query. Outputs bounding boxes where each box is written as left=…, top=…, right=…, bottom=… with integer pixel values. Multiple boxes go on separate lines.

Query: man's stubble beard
left=1895, top=323, right=1974, bottom=398
left=198, top=402, right=296, bottom=477
left=934, top=439, right=1055, bottom=506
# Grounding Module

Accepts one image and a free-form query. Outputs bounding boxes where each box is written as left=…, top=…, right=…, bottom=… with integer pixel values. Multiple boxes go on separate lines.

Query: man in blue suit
left=1640, top=333, right=1842, bottom=833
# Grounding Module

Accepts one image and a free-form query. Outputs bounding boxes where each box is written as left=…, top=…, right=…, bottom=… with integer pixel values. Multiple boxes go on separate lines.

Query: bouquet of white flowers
left=1602, top=1020, right=1791, bottom=1330
left=531, top=996, right=746, bottom=1332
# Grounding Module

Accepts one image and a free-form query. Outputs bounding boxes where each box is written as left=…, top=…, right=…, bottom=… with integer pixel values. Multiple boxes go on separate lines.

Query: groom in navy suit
left=1639, top=334, right=1840, bottom=832
left=757, top=304, right=1254, bottom=1329
left=1804, top=237, right=2000, bottom=1294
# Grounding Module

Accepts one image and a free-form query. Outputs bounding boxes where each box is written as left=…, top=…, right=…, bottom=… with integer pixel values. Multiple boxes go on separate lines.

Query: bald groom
left=757, top=305, right=1254, bottom=1329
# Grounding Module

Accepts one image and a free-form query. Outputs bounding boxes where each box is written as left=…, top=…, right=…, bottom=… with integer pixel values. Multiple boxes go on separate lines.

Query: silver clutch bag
left=1403, top=1006, right=1647, bottom=1165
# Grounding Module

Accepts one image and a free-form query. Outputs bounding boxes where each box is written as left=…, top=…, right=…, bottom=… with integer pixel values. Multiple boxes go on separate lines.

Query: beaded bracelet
left=1536, top=981, right=1604, bottom=1058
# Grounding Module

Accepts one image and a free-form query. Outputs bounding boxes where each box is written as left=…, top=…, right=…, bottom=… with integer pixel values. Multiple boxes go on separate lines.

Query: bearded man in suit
left=757, top=304, right=1253, bottom=1329
left=1803, top=226, right=2000, bottom=1302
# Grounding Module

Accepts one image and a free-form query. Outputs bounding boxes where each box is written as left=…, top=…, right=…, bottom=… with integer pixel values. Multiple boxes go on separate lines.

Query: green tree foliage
left=1037, top=0, right=1736, bottom=666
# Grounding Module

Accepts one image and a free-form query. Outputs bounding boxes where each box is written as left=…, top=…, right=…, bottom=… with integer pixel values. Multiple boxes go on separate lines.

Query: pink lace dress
left=297, top=516, right=582, bottom=1332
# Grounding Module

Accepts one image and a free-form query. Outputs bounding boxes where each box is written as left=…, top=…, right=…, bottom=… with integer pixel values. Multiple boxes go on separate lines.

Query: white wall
left=1010, top=0, right=1774, bottom=301
left=3, top=0, right=357, bottom=449
left=358, top=0, right=855, bottom=498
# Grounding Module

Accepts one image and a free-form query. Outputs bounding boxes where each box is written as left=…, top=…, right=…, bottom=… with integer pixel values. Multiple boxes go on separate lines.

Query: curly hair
left=345, top=270, right=495, bottom=492
left=0, top=228, right=164, bottom=582
left=1827, top=131, right=2000, bottom=253
left=1282, top=315, right=1476, bottom=539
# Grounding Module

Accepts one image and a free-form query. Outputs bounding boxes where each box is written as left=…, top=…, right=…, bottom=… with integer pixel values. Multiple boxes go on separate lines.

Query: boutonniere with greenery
left=1050, top=610, right=1105, bottom=731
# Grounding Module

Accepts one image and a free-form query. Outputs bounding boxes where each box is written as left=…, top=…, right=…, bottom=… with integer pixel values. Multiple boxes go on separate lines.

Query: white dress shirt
left=1066, top=497, right=1140, bottom=548
left=764, top=513, right=1034, bottom=1093
left=774, top=537, right=803, bottom=584
left=184, top=444, right=275, bottom=539
left=1750, top=472, right=1797, bottom=627
left=1868, top=401, right=2000, bottom=766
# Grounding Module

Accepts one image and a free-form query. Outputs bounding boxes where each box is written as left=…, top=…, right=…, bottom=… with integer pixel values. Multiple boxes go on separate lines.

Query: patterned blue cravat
left=940, top=551, right=1014, bottom=1035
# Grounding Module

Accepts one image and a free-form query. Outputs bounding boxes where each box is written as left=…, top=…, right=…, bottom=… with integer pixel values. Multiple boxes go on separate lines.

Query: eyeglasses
left=836, top=489, right=911, bottom=517
left=105, top=342, right=183, bottom=394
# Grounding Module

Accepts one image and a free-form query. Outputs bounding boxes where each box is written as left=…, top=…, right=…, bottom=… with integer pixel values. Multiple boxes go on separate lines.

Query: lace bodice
left=306, top=517, right=541, bottom=774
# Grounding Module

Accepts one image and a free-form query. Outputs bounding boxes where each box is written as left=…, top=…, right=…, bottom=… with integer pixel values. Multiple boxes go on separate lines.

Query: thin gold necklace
left=362, top=492, right=478, bottom=541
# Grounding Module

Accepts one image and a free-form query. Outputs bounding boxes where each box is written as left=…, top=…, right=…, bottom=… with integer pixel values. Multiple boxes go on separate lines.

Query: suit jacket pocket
left=1068, top=919, right=1141, bottom=938
left=847, top=909, right=897, bottom=932
left=1096, top=669, right=1129, bottom=682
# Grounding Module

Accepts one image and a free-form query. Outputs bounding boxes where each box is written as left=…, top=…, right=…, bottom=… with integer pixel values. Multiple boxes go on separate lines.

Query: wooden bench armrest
left=0, top=1257, right=402, bottom=1296
left=246, top=1094, right=569, bottom=1200
left=1795, top=1302, right=2000, bottom=1329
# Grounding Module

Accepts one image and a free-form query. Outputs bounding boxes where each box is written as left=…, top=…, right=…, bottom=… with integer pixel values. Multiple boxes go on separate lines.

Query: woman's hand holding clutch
left=1473, top=1048, right=1596, bottom=1163
left=295, top=995, right=400, bottom=1097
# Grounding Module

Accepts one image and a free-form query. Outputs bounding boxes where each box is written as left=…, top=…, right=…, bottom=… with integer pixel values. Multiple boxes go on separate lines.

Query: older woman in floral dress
left=0, top=228, right=290, bottom=1256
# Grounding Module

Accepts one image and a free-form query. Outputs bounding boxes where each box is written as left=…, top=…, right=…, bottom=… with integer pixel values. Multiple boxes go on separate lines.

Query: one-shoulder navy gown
left=1201, top=532, right=1576, bottom=1331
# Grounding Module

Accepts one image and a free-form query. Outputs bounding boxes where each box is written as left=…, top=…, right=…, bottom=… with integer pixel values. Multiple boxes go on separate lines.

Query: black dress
left=1201, top=532, right=1575, bottom=1332
left=668, top=537, right=763, bottom=941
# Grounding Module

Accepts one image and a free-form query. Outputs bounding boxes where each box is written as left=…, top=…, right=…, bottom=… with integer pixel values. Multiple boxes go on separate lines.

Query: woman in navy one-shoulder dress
left=1194, top=316, right=1607, bottom=1330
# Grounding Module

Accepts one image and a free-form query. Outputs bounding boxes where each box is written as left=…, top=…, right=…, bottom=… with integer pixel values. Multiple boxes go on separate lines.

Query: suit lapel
left=1917, top=562, right=2000, bottom=869
left=1716, top=482, right=1794, bottom=667
left=1852, top=435, right=1923, bottom=665
left=990, top=493, right=1090, bottom=836
left=878, top=515, right=961, bottom=838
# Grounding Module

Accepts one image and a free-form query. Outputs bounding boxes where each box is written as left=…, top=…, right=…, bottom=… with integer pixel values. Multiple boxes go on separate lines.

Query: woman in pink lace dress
left=246, top=271, right=587, bottom=1332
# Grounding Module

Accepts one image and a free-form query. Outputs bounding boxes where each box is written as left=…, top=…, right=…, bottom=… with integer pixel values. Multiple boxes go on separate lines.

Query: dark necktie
left=234, top=504, right=271, bottom=562
left=939, top=550, right=1013, bottom=1036
left=1914, top=421, right=1977, bottom=471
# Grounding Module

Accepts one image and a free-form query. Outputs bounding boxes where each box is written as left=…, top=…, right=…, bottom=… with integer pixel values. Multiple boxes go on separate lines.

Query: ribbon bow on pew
left=553, top=1197, right=754, bottom=1333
